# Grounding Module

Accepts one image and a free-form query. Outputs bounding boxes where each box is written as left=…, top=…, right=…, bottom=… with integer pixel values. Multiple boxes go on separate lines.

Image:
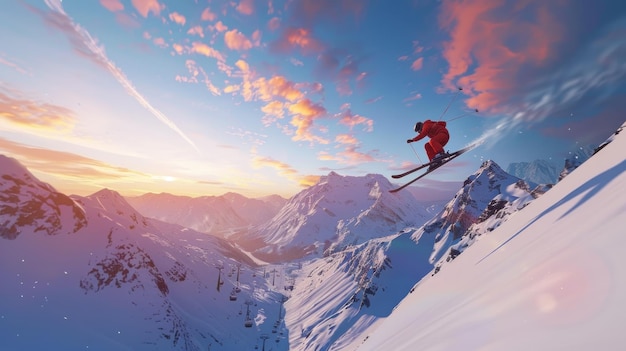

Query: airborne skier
left=407, top=119, right=450, bottom=171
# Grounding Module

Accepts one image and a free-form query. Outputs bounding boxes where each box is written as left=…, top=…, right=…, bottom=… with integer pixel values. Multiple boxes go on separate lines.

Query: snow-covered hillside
left=237, top=172, right=432, bottom=263
left=351, top=124, right=626, bottom=350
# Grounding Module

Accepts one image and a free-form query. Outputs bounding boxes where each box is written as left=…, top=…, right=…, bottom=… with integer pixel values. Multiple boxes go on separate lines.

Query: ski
left=389, top=144, right=476, bottom=193
left=391, top=162, right=430, bottom=179
left=391, top=144, right=474, bottom=179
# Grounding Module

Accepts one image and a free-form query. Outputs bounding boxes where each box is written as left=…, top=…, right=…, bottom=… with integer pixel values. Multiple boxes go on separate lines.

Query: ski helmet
left=414, top=121, right=423, bottom=133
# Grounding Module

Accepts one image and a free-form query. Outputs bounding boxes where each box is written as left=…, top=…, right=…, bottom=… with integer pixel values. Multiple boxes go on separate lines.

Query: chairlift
left=244, top=319, right=253, bottom=328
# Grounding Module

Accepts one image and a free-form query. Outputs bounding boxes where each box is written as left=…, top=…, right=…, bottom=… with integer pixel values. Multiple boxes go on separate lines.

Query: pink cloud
left=99, top=0, right=124, bottom=12
left=187, top=26, right=204, bottom=38
left=131, top=0, right=163, bottom=18
left=288, top=98, right=328, bottom=144
left=224, top=29, right=253, bottom=51
left=214, top=21, right=228, bottom=32
left=268, top=17, right=281, bottom=31
left=337, top=107, right=373, bottom=132
left=411, top=57, right=423, bottom=71
left=236, top=0, right=254, bottom=15
left=0, top=90, right=75, bottom=131
left=190, top=42, right=226, bottom=62
left=175, top=60, right=221, bottom=96
left=152, top=37, right=167, bottom=48
left=439, top=0, right=567, bottom=112
left=201, top=7, right=217, bottom=21
left=271, top=27, right=324, bottom=55
left=335, top=133, right=358, bottom=145
left=169, top=12, right=186, bottom=26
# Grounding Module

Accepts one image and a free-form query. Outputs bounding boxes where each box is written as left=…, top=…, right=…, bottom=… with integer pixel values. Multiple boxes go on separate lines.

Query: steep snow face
left=284, top=230, right=441, bottom=351
left=126, top=192, right=285, bottom=236
left=0, top=155, right=87, bottom=239
left=246, top=172, right=430, bottom=262
left=507, top=159, right=558, bottom=184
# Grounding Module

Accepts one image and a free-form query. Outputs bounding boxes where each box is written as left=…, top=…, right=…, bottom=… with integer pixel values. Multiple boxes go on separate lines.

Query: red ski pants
left=424, top=132, right=449, bottom=161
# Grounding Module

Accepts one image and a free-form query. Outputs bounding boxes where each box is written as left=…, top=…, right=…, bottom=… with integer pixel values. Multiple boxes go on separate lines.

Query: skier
left=407, top=120, right=450, bottom=170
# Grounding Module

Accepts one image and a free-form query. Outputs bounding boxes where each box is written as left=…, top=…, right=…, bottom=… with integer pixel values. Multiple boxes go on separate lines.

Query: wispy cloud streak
left=41, top=0, right=198, bottom=151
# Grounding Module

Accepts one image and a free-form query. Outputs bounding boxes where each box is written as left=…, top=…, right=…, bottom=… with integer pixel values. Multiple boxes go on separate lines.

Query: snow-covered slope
left=353, top=123, right=626, bottom=350
left=125, top=191, right=286, bottom=236
left=0, top=157, right=290, bottom=351
left=239, top=172, right=431, bottom=263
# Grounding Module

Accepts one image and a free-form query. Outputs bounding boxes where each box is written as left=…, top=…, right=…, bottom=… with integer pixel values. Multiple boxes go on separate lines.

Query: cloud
left=337, top=107, right=373, bottom=132
left=252, top=156, right=297, bottom=176
left=168, top=12, right=186, bottom=26
left=213, top=21, right=228, bottom=32
left=175, top=60, right=221, bottom=96
left=270, top=27, right=325, bottom=55
left=131, top=0, right=163, bottom=18
left=252, top=155, right=318, bottom=188
left=224, top=29, right=253, bottom=51
left=268, top=17, right=281, bottom=31
left=316, top=49, right=365, bottom=96
left=288, top=98, right=328, bottom=144
left=335, top=133, right=358, bottom=145
left=0, top=55, right=29, bottom=75
left=438, top=0, right=568, bottom=112
left=201, top=7, right=217, bottom=21
left=411, top=57, right=423, bottom=71
left=187, top=26, right=204, bottom=38
left=236, top=0, right=254, bottom=15
left=189, top=42, right=226, bottom=62
left=0, top=90, right=75, bottom=132
left=99, top=0, right=124, bottom=12
left=261, top=100, right=285, bottom=126
left=37, top=0, right=198, bottom=151
left=254, top=75, right=304, bottom=102
left=403, top=92, right=422, bottom=103
left=0, top=137, right=147, bottom=181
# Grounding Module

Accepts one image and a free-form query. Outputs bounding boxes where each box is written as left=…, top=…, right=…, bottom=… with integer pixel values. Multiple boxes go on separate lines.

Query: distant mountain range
left=126, top=192, right=286, bottom=237
left=506, top=145, right=596, bottom=185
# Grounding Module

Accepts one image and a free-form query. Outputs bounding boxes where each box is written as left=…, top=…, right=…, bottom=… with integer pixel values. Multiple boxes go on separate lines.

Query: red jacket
left=412, top=120, right=448, bottom=141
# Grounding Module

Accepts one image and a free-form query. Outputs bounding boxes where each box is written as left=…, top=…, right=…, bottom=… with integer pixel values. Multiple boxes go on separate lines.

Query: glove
left=406, top=139, right=413, bottom=143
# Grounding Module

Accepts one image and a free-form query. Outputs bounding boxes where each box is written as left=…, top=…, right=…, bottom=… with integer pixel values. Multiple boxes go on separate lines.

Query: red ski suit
left=410, top=120, right=449, bottom=161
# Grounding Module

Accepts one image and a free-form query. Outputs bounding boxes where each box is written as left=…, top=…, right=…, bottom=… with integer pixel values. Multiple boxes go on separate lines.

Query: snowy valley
left=1, top=123, right=624, bottom=350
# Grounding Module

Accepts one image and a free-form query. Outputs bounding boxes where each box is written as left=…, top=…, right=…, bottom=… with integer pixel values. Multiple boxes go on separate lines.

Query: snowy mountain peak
left=238, top=171, right=430, bottom=263
left=0, top=154, right=36, bottom=179
left=0, top=155, right=87, bottom=239
left=83, top=188, right=149, bottom=230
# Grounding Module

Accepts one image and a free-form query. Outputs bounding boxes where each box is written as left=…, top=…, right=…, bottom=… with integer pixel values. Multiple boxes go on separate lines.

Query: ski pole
left=437, top=86, right=463, bottom=121
left=409, top=143, right=424, bottom=164
left=446, top=109, right=479, bottom=122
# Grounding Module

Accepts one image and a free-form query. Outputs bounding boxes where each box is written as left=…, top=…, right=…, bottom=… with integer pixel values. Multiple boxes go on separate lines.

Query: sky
left=1, top=0, right=625, bottom=198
